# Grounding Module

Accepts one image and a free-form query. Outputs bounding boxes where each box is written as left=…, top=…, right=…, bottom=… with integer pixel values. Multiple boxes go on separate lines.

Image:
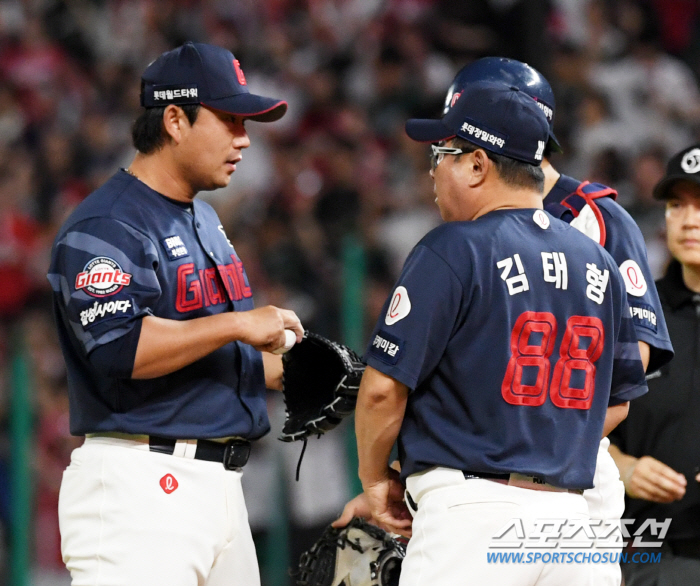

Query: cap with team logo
left=140, top=42, right=287, bottom=122
left=405, top=81, right=550, bottom=166
left=653, top=144, right=700, bottom=199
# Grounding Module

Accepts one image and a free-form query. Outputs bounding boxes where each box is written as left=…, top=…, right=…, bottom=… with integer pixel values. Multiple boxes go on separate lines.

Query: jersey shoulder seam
left=416, top=242, right=467, bottom=290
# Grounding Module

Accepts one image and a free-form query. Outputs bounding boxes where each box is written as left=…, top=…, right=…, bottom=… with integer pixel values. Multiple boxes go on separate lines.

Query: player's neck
left=681, top=263, right=700, bottom=293
left=470, top=183, right=543, bottom=220
left=541, top=158, right=560, bottom=197
left=127, top=152, right=197, bottom=203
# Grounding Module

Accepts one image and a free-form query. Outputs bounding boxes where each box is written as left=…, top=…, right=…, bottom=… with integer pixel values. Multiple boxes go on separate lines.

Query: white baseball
left=272, top=330, right=297, bottom=355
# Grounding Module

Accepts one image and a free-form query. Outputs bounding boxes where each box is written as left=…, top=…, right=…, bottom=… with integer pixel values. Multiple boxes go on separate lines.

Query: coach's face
left=174, top=106, right=250, bottom=192
left=666, top=180, right=700, bottom=268
left=430, top=140, right=484, bottom=222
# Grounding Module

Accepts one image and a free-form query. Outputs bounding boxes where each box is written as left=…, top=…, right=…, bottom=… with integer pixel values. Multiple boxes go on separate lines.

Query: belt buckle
left=223, top=439, right=251, bottom=470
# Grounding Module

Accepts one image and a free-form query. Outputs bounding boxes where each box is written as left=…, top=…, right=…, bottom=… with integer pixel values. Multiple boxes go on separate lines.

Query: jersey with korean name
left=48, top=170, right=269, bottom=439
left=544, top=173, right=673, bottom=372
left=364, top=209, right=647, bottom=490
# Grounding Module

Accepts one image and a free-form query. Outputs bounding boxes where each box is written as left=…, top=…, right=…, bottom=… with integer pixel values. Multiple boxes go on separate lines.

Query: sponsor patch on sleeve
left=160, top=235, right=190, bottom=261
left=629, top=302, right=657, bottom=333
left=368, top=330, right=404, bottom=365
left=385, top=286, right=411, bottom=325
left=78, top=296, right=135, bottom=329
left=619, top=259, right=648, bottom=297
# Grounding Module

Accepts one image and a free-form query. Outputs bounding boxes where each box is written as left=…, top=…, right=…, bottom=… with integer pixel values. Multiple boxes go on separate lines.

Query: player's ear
left=467, top=149, right=489, bottom=187
left=162, top=104, right=188, bottom=145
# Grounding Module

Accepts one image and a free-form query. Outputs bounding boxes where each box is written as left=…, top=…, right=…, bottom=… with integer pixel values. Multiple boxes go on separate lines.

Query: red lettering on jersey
left=550, top=316, right=604, bottom=410
left=219, top=264, right=241, bottom=301
left=502, top=312, right=557, bottom=406
left=199, top=269, right=211, bottom=307
left=204, top=267, right=226, bottom=305
left=232, top=255, right=252, bottom=298
left=176, top=263, right=203, bottom=312
left=160, top=474, right=178, bottom=494
left=75, top=273, right=88, bottom=289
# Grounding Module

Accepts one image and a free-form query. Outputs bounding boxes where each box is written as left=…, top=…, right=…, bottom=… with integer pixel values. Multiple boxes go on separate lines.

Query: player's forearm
left=132, top=306, right=303, bottom=379
left=132, top=313, right=245, bottom=379
left=602, top=402, right=629, bottom=437
left=356, top=366, right=408, bottom=488
left=262, top=352, right=283, bottom=390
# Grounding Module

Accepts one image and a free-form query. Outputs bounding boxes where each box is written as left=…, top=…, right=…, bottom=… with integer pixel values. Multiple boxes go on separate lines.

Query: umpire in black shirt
left=609, top=144, right=700, bottom=585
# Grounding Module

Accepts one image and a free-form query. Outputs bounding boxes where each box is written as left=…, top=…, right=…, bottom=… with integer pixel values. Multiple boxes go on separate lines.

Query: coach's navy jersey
left=545, top=174, right=673, bottom=372
left=48, top=170, right=269, bottom=439
left=365, top=209, right=647, bottom=490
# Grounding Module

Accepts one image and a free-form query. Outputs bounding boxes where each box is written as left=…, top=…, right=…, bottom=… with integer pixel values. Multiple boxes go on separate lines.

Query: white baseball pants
left=59, top=436, right=260, bottom=586
left=401, top=467, right=598, bottom=586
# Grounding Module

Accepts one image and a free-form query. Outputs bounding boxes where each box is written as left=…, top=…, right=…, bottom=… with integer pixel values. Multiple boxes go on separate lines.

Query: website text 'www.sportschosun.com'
left=486, top=551, right=662, bottom=564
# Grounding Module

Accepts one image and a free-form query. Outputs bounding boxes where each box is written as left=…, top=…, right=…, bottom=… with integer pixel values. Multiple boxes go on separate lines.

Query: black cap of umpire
left=653, top=144, right=700, bottom=200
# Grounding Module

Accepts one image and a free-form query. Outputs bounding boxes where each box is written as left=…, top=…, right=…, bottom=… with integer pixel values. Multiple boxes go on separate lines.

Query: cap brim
left=405, top=118, right=456, bottom=143
left=548, top=131, right=564, bottom=154
left=653, top=174, right=700, bottom=200
left=202, top=93, right=287, bottom=122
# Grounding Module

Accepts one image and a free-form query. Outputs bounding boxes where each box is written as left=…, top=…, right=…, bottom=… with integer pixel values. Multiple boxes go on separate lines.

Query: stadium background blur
left=1, top=0, right=699, bottom=584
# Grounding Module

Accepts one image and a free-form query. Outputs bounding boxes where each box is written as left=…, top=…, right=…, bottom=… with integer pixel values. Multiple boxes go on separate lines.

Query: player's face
left=177, top=106, right=251, bottom=192
left=665, top=181, right=700, bottom=267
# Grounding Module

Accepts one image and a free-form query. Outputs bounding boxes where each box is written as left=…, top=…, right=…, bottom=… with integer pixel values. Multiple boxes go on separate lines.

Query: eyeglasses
left=430, top=142, right=468, bottom=170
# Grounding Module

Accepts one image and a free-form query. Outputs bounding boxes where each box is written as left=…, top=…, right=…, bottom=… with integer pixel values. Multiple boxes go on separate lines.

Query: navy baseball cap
left=140, top=42, right=287, bottom=122
left=406, top=81, right=550, bottom=166
left=443, top=57, right=563, bottom=154
left=653, top=144, right=700, bottom=200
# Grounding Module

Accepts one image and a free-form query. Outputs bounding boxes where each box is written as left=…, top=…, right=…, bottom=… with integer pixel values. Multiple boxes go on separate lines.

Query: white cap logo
left=681, top=148, right=700, bottom=174
left=619, top=260, right=647, bottom=297
left=385, top=286, right=411, bottom=325
left=533, top=210, right=550, bottom=229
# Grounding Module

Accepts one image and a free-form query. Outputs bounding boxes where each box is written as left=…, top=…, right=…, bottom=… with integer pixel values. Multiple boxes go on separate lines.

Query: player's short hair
left=131, top=105, right=201, bottom=154
left=452, top=137, right=545, bottom=193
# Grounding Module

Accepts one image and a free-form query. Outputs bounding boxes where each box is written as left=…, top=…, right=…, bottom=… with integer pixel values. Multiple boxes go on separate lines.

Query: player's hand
left=332, top=492, right=372, bottom=528
left=623, top=456, right=686, bottom=503
left=362, top=468, right=412, bottom=538
left=233, top=306, right=303, bottom=352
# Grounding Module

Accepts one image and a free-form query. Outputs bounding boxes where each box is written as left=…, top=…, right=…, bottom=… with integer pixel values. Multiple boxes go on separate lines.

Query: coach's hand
left=333, top=493, right=372, bottom=528
left=363, top=468, right=412, bottom=538
left=233, top=306, right=303, bottom=353
left=622, top=456, right=686, bottom=503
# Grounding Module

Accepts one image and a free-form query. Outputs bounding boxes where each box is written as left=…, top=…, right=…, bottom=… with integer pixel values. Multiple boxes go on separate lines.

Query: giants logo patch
left=75, top=257, right=132, bottom=297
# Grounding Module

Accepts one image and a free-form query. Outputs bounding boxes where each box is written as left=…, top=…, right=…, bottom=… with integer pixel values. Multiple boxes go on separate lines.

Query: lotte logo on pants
left=160, top=474, right=179, bottom=494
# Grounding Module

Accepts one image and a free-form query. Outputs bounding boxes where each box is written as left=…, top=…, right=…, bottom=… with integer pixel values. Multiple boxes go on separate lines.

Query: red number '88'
left=501, top=311, right=604, bottom=410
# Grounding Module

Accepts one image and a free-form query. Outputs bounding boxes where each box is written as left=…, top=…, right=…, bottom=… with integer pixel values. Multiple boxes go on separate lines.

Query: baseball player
left=441, top=57, right=674, bottom=585
left=355, top=81, right=648, bottom=586
left=48, top=42, right=303, bottom=586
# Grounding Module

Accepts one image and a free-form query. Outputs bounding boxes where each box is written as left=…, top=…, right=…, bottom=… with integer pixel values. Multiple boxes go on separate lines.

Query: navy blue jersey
left=545, top=174, right=673, bottom=372
left=364, top=209, right=647, bottom=489
left=48, top=170, right=269, bottom=439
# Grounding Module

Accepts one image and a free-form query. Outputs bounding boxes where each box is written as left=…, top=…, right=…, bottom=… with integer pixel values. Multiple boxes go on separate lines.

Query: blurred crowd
left=1, top=0, right=700, bottom=584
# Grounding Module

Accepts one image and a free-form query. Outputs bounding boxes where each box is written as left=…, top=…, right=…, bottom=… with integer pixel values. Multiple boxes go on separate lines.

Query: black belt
left=149, top=436, right=251, bottom=470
